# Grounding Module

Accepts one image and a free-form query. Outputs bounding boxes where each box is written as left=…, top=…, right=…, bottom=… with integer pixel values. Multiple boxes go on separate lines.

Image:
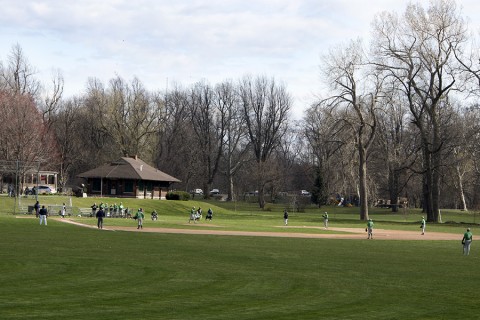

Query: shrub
left=166, top=191, right=190, bottom=201
left=263, top=203, right=273, bottom=211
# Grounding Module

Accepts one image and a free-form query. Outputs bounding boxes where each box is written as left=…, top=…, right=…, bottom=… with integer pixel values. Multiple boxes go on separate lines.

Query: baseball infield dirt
left=56, top=218, right=461, bottom=241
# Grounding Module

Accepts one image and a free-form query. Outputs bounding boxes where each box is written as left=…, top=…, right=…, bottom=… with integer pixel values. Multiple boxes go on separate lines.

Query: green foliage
left=295, top=197, right=311, bottom=212
left=263, top=203, right=272, bottom=211
left=311, top=166, right=328, bottom=206
left=166, top=191, right=190, bottom=201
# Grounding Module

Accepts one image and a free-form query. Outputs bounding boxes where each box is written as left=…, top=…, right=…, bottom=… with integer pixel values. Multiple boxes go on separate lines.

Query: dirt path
left=54, top=218, right=462, bottom=241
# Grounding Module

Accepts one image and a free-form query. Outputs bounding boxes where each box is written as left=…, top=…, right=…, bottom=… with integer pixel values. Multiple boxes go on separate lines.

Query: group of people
left=34, top=200, right=474, bottom=255
left=188, top=207, right=214, bottom=223
left=91, top=202, right=128, bottom=218
left=282, top=210, right=329, bottom=229
left=93, top=205, right=146, bottom=229
left=367, top=217, right=473, bottom=255
left=34, top=201, right=67, bottom=225
left=33, top=200, right=49, bottom=226
left=23, top=186, right=37, bottom=196
left=282, top=209, right=473, bottom=254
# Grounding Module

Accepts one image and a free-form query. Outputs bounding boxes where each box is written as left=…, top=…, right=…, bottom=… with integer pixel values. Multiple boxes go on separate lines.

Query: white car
left=37, top=185, right=57, bottom=194
left=190, top=188, right=203, bottom=195
left=300, top=190, right=310, bottom=196
left=210, top=189, right=220, bottom=195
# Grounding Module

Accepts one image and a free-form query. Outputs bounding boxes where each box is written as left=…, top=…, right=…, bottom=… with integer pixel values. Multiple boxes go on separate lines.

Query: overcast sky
left=1, top=0, right=480, bottom=118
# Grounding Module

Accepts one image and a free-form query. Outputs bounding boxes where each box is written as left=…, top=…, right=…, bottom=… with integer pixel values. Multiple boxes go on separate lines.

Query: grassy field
left=1, top=195, right=479, bottom=319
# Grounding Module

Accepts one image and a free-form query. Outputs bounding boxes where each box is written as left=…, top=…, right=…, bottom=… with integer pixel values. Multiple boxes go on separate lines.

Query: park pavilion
left=77, top=156, right=180, bottom=199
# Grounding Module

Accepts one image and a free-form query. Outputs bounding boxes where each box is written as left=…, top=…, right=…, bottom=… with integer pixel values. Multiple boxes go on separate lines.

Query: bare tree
left=84, top=76, right=163, bottom=162
left=40, top=69, right=64, bottom=131
left=303, top=104, right=349, bottom=206
left=216, top=81, right=249, bottom=201
left=239, top=75, right=291, bottom=208
left=82, top=78, right=116, bottom=165
left=186, top=81, right=227, bottom=197
left=321, top=39, right=382, bottom=220
left=373, top=84, right=418, bottom=212
left=51, top=96, right=88, bottom=192
left=156, top=85, right=197, bottom=190
left=109, top=76, right=162, bottom=159
left=371, top=0, right=468, bottom=221
left=0, top=44, right=41, bottom=97
left=0, top=45, right=59, bottom=190
left=0, top=91, right=57, bottom=188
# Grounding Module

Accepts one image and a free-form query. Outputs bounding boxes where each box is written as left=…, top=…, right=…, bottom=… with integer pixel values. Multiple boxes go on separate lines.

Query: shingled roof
left=77, top=157, right=180, bottom=183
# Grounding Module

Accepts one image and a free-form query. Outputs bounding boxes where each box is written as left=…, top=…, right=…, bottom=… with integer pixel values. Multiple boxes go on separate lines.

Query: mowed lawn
left=1, top=207, right=479, bottom=320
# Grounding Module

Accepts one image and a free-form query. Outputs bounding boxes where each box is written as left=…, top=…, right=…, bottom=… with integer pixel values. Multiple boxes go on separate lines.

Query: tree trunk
left=389, top=165, right=400, bottom=213
left=358, top=145, right=369, bottom=221
left=431, top=119, right=441, bottom=222
left=227, top=171, right=234, bottom=202
left=423, top=148, right=434, bottom=221
left=258, top=189, right=266, bottom=209
left=256, top=161, right=266, bottom=209
left=456, top=165, right=468, bottom=211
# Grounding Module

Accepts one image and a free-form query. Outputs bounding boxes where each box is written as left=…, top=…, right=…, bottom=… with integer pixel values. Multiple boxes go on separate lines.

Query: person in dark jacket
left=206, top=208, right=213, bottom=221
left=39, top=205, right=48, bottom=226
left=34, top=201, right=40, bottom=218
left=96, top=207, right=105, bottom=229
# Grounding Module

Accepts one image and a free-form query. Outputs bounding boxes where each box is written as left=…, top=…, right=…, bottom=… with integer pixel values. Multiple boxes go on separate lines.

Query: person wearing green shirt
left=322, top=212, right=329, bottom=230
left=462, top=228, right=473, bottom=256
left=189, top=207, right=196, bottom=224
left=421, top=217, right=426, bottom=235
left=135, top=208, right=145, bottom=230
left=119, top=202, right=124, bottom=217
left=104, top=203, right=109, bottom=217
left=367, top=219, right=374, bottom=239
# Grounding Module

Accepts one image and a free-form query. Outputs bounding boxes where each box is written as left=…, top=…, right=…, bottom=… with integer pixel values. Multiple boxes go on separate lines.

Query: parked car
left=300, top=190, right=310, bottom=196
left=244, top=190, right=259, bottom=196
left=37, top=185, right=57, bottom=194
left=190, top=189, right=203, bottom=195
left=210, top=189, right=220, bottom=195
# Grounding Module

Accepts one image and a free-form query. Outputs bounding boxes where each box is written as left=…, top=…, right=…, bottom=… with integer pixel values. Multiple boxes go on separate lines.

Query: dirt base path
left=54, top=218, right=462, bottom=241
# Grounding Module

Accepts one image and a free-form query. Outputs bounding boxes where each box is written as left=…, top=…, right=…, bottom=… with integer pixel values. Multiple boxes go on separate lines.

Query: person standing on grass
left=119, top=202, right=124, bottom=217
left=39, top=205, right=48, bottom=226
left=151, top=209, right=158, bottom=221
left=61, top=203, right=66, bottom=218
left=322, top=212, right=329, bottom=229
left=34, top=201, right=40, bottom=218
left=283, top=209, right=288, bottom=226
left=96, top=207, right=105, bottom=229
left=421, top=216, right=426, bottom=235
left=135, top=208, right=145, bottom=229
left=189, top=207, right=196, bottom=224
left=197, top=207, right=203, bottom=218
left=206, top=208, right=213, bottom=221
left=91, top=203, right=98, bottom=217
left=367, top=219, right=374, bottom=239
left=462, top=228, right=473, bottom=256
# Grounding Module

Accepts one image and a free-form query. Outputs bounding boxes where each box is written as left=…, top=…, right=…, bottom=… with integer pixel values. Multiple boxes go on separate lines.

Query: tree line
left=1, top=0, right=480, bottom=221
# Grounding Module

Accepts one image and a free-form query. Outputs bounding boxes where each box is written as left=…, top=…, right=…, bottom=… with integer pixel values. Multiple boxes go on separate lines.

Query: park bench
left=78, top=207, right=93, bottom=217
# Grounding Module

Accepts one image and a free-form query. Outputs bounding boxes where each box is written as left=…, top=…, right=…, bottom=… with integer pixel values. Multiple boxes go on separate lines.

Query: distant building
left=0, top=160, right=58, bottom=194
left=77, top=156, right=180, bottom=199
